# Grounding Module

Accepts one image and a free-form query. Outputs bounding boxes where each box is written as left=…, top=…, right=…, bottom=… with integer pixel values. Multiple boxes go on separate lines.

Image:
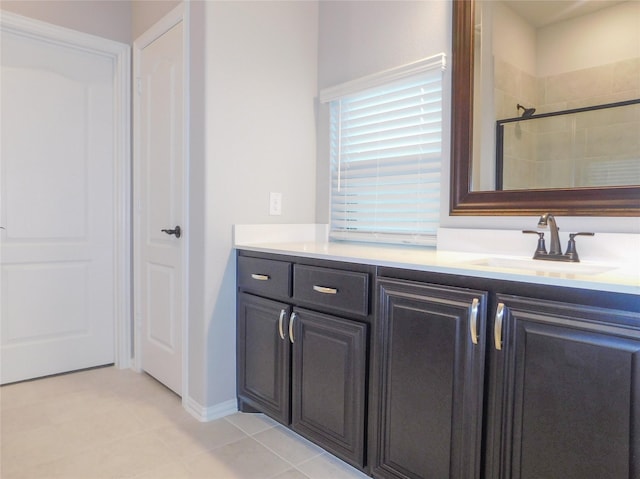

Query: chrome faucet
left=523, top=213, right=594, bottom=262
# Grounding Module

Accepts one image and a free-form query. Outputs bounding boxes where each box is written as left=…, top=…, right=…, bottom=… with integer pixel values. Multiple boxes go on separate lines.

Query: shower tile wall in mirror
left=472, top=0, right=640, bottom=192
left=497, top=100, right=640, bottom=190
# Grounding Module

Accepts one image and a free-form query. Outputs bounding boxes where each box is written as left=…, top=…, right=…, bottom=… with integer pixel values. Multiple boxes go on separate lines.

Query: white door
left=134, top=8, right=186, bottom=395
left=0, top=14, right=130, bottom=384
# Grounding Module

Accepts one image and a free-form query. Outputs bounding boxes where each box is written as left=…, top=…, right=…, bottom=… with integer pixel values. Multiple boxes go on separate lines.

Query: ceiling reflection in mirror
left=471, top=0, right=640, bottom=192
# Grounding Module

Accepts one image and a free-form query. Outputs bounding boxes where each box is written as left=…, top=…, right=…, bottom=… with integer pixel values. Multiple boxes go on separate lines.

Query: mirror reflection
left=497, top=99, right=640, bottom=190
left=471, top=0, right=640, bottom=192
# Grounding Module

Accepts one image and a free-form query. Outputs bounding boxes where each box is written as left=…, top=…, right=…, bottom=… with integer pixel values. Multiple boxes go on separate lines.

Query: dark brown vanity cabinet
left=372, top=278, right=488, bottom=479
left=485, top=294, right=640, bottom=479
left=373, top=270, right=639, bottom=479
left=236, top=253, right=371, bottom=470
left=237, top=252, right=639, bottom=479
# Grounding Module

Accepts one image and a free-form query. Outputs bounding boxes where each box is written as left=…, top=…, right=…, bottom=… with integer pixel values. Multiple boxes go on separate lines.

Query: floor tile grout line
left=222, top=414, right=279, bottom=437
left=219, top=415, right=326, bottom=478
left=249, top=429, right=326, bottom=471
left=150, top=420, right=252, bottom=465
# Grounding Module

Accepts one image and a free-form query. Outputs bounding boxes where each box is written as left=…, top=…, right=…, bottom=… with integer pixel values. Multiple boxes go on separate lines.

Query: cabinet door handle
left=288, top=312, right=297, bottom=343
left=313, top=285, right=338, bottom=294
left=469, top=298, right=479, bottom=345
left=251, top=274, right=270, bottom=281
left=494, top=302, right=505, bottom=351
left=278, top=309, right=287, bottom=340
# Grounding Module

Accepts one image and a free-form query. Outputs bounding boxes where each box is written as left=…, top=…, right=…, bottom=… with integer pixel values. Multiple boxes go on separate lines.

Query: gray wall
left=1, top=0, right=132, bottom=43
left=131, top=0, right=180, bottom=40
left=200, top=0, right=319, bottom=408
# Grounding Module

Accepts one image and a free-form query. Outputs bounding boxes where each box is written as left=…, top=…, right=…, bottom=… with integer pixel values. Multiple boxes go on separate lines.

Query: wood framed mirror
left=450, top=0, right=640, bottom=216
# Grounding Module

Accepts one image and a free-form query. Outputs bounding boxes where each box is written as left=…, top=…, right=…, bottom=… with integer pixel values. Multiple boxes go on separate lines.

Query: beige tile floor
left=0, top=366, right=369, bottom=479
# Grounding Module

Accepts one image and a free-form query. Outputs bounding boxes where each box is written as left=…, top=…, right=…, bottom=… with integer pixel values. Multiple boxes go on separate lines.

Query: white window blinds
left=321, top=54, right=446, bottom=246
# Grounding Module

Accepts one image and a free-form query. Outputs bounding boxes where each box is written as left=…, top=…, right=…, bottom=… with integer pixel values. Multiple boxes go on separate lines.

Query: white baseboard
left=183, top=396, right=238, bottom=422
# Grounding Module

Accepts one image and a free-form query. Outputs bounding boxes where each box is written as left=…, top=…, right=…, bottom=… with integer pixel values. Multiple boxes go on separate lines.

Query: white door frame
left=0, top=12, right=132, bottom=371
left=133, top=3, right=190, bottom=398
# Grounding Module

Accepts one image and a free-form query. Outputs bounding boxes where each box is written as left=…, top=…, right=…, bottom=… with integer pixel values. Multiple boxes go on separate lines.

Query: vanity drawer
left=293, top=264, right=369, bottom=317
left=238, top=256, right=291, bottom=299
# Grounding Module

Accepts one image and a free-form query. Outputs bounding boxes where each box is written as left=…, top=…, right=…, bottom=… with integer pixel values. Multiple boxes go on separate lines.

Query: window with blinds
left=321, top=54, right=446, bottom=246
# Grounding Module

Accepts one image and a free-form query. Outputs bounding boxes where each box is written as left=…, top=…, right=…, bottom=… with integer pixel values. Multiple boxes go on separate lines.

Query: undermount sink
left=465, top=257, right=616, bottom=276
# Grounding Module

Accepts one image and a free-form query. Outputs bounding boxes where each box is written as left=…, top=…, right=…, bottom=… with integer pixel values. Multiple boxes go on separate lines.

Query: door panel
left=0, top=18, right=121, bottom=384
left=517, top=325, right=635, bottom=479
left=135, top=15, right=185, bottom=395
left=291, top=308, right=368, bottom=468
left=147, top=264, right=176, bottom=350
left=494, top=295, right=640, bottom=479
left=374, top=279, right=487, bottom=479
left=4, top=263, right=88, bottom=340
left=237, top=293, right=292, bottom=425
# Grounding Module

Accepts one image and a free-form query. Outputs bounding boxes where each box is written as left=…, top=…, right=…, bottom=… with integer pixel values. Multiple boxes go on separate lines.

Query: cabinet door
left=237, top=293, right=291, bottom=425
left=373, top=279, right=487, bottom=479
left=290, top=308, right=368, bottom=468
left=490, top=294, right=640, bottom=479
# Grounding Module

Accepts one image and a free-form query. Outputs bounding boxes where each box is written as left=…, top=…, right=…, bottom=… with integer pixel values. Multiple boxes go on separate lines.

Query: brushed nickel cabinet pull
left=494, top=303, right=505, bottom=351
left=278, top=309, right=287, bottom=340
left=251, top=273, right=270, bottom=281
left=288, top=312, right=298, bottom=343
left=313, top=285, right=338, bottom=294
left=470, top=298, right=479, bottom=345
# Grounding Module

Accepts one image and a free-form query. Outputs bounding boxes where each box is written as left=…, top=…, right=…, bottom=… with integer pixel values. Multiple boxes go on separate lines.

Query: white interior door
left=0, top=14, right=130, bottom=384
left=134, top=8, right=186, bottom=396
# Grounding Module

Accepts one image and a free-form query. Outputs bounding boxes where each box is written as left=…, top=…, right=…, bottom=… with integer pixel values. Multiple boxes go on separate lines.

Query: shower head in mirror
left=517, top=104, right=536, bottom=118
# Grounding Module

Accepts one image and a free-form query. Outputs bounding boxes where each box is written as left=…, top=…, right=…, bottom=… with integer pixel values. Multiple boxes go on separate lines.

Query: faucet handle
left=570, top=232, right=595, bottom=238
left=523, top=230, right=547, bottom=257
left=564, top=232, right=595, bottom=262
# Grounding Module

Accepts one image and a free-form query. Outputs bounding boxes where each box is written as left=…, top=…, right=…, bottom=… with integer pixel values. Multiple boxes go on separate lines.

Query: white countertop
left=233, top=225, right=640, bottom=296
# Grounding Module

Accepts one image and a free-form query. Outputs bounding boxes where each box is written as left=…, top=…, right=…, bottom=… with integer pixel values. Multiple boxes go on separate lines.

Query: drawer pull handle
left=278, top=309, right=287, bottom=340
left=251, top=274, right=270, bottom=281
left=494, top=302, right=505, bottom=351
left=469, top=298, right=479, bottom=345
left=288, top=312, right=297, bottom=343
left=313, top=285, right=338, bottom=295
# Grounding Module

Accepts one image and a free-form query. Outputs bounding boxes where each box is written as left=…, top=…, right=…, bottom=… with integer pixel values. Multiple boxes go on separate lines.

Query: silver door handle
left=469, top=298, right=479, bottom=345
left=288, top=312, right=297, bottom=343
left=494, top=302, right=505, bottom=351
left=251, top=274, right=270, bottom=281
left=278, top=309, right=287, bottom=340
